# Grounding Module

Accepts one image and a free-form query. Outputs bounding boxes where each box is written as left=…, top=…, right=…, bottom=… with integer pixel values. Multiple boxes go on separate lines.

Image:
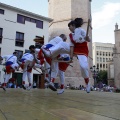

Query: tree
left=97, top=70, right=108, bottom=85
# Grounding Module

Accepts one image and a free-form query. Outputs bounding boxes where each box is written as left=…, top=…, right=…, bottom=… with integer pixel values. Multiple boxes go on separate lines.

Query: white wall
left=0, top=7, right=50, bottom=83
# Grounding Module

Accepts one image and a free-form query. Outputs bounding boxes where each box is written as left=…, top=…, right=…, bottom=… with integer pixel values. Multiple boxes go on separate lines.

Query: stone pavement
left=0, top=89, right=120, bottom=120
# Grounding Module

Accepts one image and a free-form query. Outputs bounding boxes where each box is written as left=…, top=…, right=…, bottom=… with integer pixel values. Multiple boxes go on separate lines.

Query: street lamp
left=90, top=65, right=99, bottom=87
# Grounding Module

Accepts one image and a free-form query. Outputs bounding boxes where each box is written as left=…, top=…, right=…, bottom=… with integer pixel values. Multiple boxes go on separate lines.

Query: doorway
left=33, top=74, right=45, bottom=89
left=12, top=73, right=22, bottom=87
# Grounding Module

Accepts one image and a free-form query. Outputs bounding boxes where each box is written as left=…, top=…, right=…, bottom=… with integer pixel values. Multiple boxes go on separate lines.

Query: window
left=15, top=50, right=23, bottom=60
left=97, top=57, right=99, bottom=62
left=103, top=52, right=104, bottom=56
left=97, top=63, right=99, bottom=68
left=17, top=14, right=25, bottom=24
left=25, top=49, right=30, bottom=53
left=103, top=58, right=105, bottom=62
left=25, top=17, right=31, bottom=22
left=0, top=28, right=3, bottom=43
left=106, top=52, right=107, bottom=56
left=100, top=57, right=102, bottom=62
left=17, top=14, right=43, bottom=29
left=103, top=64, right=105, bottom=68
left=16, top=32, right=24, bottom=41
left=96, top=51, right=99, bottom=55
left=106, top=64, right=107, bottom=68
left=15, top=32, right=24, bottom=47
left=0, top=9, right=4, bottom=14
left=100, top=64, right=102, bottom=68
left=36, top=20, right=43, bottom=29
left=31, top=18, right=36, bottom=23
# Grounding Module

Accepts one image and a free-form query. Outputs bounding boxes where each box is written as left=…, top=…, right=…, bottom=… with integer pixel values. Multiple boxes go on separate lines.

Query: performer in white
left=0, top=52, right=19, bottom=91
left=69, top=18, right=91, bottom=93
left=41, top=34, right=67, bottom=91
left=20, top=51, right=34, bottom=90
left=42, top=18, right=91, bottom=93
left=57, top=54, right=70, bottom=94
left=20, top=45, right=44, bottom=90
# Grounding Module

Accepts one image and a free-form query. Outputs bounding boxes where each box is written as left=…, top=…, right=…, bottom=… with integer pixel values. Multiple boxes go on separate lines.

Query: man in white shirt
left=41, top=34, right=68, bottom=91
left=0, top=52, right=19, bottom=91
left=20, top=45, right=44, bottom=90
left=20, top=51, right=34, bottom=90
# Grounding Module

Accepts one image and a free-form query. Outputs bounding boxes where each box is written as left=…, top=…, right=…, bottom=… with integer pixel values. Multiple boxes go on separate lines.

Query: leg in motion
left=77, top=55, right=90, bottom=93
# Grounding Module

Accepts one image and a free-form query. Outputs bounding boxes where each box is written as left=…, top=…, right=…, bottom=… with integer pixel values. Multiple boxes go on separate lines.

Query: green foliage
left=97, top=70, right=108, bottom=84
left=114, top=88, right=120, bottom=93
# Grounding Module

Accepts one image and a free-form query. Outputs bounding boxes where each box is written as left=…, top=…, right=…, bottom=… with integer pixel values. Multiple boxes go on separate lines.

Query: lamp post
left=90, top=65, right=99, bottom=87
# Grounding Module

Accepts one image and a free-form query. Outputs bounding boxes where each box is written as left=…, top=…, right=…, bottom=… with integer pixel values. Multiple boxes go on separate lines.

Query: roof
left=0, top=2, right=53, bottom=22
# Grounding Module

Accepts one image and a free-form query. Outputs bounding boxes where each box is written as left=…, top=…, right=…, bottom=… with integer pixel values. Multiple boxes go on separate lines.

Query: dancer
left=41, top=34, right=67, bottom=91
left=68, top=18, right=90, bottom=93
left=57, top=54, right=70, bottom=94
left=20, top=50, right=34, bottom=90
left=0, top=52, right=19, bottom=91
left=42, top=18, right=91, bottom=93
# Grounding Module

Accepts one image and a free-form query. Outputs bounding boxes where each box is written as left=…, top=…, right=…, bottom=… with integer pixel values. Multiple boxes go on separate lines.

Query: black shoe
left=2, top=86, right=6, bottom=91
left=22, top=85, right=26, bottom=90
left=45, top=78, right=50, bottom=83
left=48, top=82, right=57, bottom=91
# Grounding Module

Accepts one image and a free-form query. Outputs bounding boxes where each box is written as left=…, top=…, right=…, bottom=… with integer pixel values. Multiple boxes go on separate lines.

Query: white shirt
left=21, top=53, right=34, bottom=62
left=2, top=55, right=17, bottom=64
left=11, top=63, right=19, bottom=70
left=35, top=48, right=40, bottom=58
left=72, top=27, right=86, bottom=43
left=60, top=54, right=70, bottom=58
left=48, top=36, right=63, bottom=46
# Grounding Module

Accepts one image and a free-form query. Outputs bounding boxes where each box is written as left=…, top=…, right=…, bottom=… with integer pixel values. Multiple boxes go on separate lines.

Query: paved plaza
left=0, top=89, right=120, bottom=120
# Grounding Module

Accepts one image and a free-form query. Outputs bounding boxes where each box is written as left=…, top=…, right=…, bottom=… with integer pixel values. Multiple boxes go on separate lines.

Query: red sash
left=69, top=33, right=88, bottom=56
left=38, top=49, right=45, bottom=65
left=59, top=62, right=69, bottom=72
left=6, top=66, right=15, bottom=74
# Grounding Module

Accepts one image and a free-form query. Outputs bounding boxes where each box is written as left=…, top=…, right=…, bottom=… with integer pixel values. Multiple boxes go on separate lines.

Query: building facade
left=113, top=23, right=120, bottom=88
left=48, top=0, right=93, bottom=87
left=0, top=3, right=52, bottom=87
left=93, top=42, right=114, bottom=71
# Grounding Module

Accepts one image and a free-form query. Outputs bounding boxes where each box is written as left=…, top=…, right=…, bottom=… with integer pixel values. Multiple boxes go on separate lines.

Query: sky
left=0, top=0, right=120, bottom=44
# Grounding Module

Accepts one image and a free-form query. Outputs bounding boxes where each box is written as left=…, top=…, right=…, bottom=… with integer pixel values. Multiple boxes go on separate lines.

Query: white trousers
left=5, top=73, right=11, bottom=83
left=49, top=41, right=70, bottom=58
left=44, top=61, right=50, bottom=79
left=5, top=63, right=19, bottom=84
left=49, top=42, right=70, bottom=79
left=23, top=60, right=32, bottom=72
left=22, top=60, right=32, bottom=84
left=59, top=70, right=65, bottom=85
left=77, top=55, right=89, bottom=78
left=11, top=63, right=19, bottom=70
left=51, top=60, right=58, bottom=78
left=22, top=71, right=32, bottom=84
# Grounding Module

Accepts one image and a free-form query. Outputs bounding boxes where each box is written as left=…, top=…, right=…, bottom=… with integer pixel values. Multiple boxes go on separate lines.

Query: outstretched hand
left=85, top=36, right=91, bottom=42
